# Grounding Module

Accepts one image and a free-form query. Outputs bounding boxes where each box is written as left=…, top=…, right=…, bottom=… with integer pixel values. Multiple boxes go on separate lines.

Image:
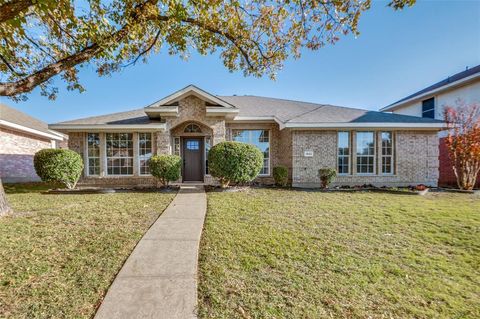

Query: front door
left=183, top=138, right=204, bottom=181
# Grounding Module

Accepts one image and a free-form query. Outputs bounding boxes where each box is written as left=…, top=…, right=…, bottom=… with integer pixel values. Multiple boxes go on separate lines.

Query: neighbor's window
left=139, top=133, right=152, bottom=175
left=422, top=97, right=435, bottom=118
left=337, top=131, right=350, bottom=174
left=232, top=129, right=270, bottom=175
left=381, top=132, right=394, bottom=174
left=356, top=132, right=375, bottom=174
left=106, top=133, right=133, bottom=175
left=87, top=133, right=100, bottom=175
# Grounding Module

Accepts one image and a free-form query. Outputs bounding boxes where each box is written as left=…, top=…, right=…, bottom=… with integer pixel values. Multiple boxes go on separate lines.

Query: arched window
left=184, top=123, right=202, bottom=133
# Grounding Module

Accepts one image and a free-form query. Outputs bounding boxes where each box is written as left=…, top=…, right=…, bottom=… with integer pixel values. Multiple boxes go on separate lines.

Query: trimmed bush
left=273, top=166, right=288, bottom=187
left=318, top=168, right=337, bottom=188
left=149, top=155, right=181, bottom=186
left=208, top=141, right=263, bottom=188
left=34, top=149, right=84, bottom=189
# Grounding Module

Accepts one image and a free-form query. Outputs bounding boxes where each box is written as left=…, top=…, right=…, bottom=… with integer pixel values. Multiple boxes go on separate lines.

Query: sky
left=1, top=0, right=479, bottom=123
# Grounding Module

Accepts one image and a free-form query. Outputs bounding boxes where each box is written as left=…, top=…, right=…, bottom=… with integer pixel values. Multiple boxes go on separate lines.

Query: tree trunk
left=0, top=178, right=12, bottom=217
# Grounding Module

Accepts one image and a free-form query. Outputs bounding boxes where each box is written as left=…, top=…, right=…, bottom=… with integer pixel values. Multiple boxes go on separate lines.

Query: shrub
left=273, top=166, right=288, bottom=187
left=318, top=168, right=337, bottom=188
left=208, top=141, right=263, bottom=188
left=149, top=155, right=181, bottom=186
left=34, top=149, right=84, bottom=189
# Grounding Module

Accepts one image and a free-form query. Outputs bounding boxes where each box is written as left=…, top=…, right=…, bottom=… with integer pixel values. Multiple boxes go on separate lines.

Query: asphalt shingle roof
left=0, top=103, right=54, bottom=135
left=54, top=95, right=443, bottom=126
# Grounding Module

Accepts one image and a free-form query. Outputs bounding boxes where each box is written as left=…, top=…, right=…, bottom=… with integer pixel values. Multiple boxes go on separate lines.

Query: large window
left=87, top=133, right=100, bottom=175
left=356, top=132, right=375, bottom=174
left=337, top=131, right=350, bottom=174
left=232, top=129, right=270, bottom=175
left=422, top=97, right=435, bottom=118
left=381, top=132, right=394, bottom=174
left=106, top=133, right=133, bottom=175
left=139, top=133, right=152, bottom=175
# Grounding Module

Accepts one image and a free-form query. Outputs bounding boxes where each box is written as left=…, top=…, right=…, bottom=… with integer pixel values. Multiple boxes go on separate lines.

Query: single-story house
left=0, top=103, right=67, bottom=183
left=381, top=65, right=480, bottom=187
left=50, top=85, right=444, bottom=188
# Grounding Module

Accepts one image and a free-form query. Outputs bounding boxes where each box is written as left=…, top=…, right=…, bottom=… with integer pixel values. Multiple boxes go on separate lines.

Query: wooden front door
left=183, top=138, right=204, bottom=181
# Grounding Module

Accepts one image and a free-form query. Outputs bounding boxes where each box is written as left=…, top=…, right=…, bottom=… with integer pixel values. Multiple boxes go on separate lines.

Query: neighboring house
left=0, top=103, right=67, bottom=183
left=50, top=85, right=444, bottom=188
left=381, top=65, right=480, bottom=187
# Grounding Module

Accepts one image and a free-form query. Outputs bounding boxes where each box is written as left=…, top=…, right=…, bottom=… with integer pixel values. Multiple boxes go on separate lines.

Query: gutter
left=0, top=119, right=65, bottom=140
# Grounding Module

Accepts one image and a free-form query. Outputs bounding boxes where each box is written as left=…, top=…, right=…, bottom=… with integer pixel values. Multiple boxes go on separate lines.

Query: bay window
left=106, top=133, right=133, bottom=175
left=87, top=133, right=100, bottom=175
left=232, top=129, right=270, bottom=175
left=337, top=131, right=350, bottom=174
left=139, top=133, right=152, bottom=175
left=356, top=132, right=375, bottom=174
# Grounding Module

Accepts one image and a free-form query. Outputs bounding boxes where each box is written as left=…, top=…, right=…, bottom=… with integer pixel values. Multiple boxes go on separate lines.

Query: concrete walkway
left=95, top=185, right=206, bottom=319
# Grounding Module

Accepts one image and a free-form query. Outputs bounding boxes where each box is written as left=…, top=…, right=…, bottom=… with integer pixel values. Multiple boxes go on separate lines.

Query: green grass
left=0, top=184, right=175, bottom=318
left=198, top=189, right=480, bottom=319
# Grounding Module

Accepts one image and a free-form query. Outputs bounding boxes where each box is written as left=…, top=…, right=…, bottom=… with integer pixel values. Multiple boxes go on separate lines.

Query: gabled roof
left=146, top=85, right=237, bottom=109
left=52, top=90, right=444, bottom=131
left=0, top=103, right=64, bottom=140
left=381, top=65, right=480, bottom=112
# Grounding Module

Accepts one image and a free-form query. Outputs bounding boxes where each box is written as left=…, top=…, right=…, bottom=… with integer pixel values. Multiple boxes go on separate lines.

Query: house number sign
left=304, top=150, right=314, bottom=157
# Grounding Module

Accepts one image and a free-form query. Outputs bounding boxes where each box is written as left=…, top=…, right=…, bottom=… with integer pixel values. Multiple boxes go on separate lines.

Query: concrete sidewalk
left=95, top=185, right=206, bottom=319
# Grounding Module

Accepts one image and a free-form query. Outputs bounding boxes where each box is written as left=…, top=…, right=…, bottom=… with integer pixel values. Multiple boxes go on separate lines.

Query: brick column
left=133, top=133, right=139, bottom=176
left=100, top=133, right=107, bottom=177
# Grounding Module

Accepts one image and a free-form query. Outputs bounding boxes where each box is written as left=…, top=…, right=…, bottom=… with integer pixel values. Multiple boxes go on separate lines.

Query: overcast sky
left=2, top=0, right=480, bottom=123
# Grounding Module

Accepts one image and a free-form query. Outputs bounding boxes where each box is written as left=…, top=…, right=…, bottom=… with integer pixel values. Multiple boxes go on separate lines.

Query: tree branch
left=0, top=0, right=35, bottom=23
left=122, top=30, right=161, bottom=67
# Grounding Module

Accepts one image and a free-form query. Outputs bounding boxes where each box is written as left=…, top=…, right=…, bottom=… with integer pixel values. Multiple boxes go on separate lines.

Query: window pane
left=87, top=133, right=100, bottom=175
left=232, top=130, right=270, bottom=175
left=356, top=132, right=375, bottom=174
left=106, top=133, right=133, bottom=175
left=422, top=98, right=435, bottom=118
left=337, top=132, right=350, bottom=174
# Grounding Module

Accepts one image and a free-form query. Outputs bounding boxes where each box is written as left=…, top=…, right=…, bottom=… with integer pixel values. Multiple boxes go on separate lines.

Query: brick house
left=50, top=85, right=444, bottom=188
left=381, top=65, right=480, bottom=187
left=0, top=103, right=67, bottom=183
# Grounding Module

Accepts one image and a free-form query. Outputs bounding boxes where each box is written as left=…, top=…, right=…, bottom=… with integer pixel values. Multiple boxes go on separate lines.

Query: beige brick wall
left=292, top=130, right=439, bottom=188
left=0, top=127, right=53, bottom=182
left=157, top=96, right=226, bottom=155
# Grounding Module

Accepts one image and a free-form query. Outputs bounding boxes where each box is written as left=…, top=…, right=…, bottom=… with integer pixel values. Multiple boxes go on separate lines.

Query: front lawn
left=198, top=189, right=480, bottom=318
left=0, top=184, right=175, bottom=318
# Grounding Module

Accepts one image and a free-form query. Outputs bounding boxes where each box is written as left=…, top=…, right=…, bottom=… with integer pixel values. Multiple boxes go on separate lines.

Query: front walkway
left=95, top=185, right=206, bottom=319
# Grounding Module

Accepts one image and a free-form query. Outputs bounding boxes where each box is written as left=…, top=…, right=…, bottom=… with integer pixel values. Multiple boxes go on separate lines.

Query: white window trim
left=138, top=132, right=153, bottom=176
left=232, top=129, right=270, bottom=176
left=86, top=133, right=100, bottom=176
left=355, top=131, right=376, bottom=175
left=380, top=131, right=395, bottom=175
left=105, top=133, right=134, bottom=176
left=337, top=131, right=351, bottom=175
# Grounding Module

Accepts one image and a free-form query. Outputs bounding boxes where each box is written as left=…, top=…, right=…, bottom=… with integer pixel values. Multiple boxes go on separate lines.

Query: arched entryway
left=170, top=121, right=213, bottom=182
